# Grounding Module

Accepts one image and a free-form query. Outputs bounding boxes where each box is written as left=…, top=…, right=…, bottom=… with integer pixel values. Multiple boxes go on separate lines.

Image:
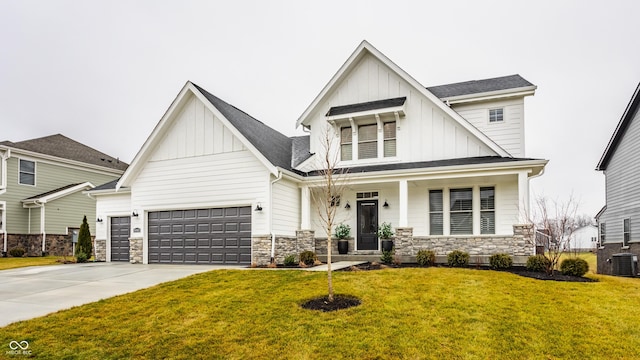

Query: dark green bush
left=283, top=254, right=297, bottom=266
left=489, top=253, right=513, bottom=270
left=526, top=255, right=550, bottom=273
left=416, top=249, right=436, bottom=267
left=560, top=258, right=589, bottom=277
left=299, top=251, right=317, bottom=266
left=380, top=249, right=394, bottom=264
left=9, top=247, right=25, bottom=257
left=76, top=252, right=88, bottom=263
left=75, top=215, right=92, bottom=260
left=447, top=250, right=469, bottom=267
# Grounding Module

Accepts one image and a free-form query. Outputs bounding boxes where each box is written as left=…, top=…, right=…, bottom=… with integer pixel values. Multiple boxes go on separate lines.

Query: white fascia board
left=295, top=41, right=510, bottom=157
left=302, top=159, right=548, bottom=186
left=117, top=82, right=194, bottom=189
left=84, top=187, right=131, bottom=196
left=190, top=85, right=279, bottom=176
left=22, top=182, right=95, bottom=206
left=441, top=87, right=537, bottom=105
left=3, top=147, right=124, bottom=176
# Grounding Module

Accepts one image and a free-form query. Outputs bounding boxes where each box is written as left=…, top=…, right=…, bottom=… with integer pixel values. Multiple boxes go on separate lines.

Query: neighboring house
left=567, top=225, right=598, bottom=252
left=596, top=82, right=640, bottom=275
left=90, top=41, right=547, bottom=265
left=0, top=134, right=127, bottom=256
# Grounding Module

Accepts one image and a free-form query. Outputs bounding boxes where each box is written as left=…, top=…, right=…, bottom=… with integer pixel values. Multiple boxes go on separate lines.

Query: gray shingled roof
left=291, top=136, right=312, bottom=167
left=0, top=134, right=128, bottom=171
left=92, top=178, right=120, bottom=191
left=192, top=84, right=294, bottom=171
left=326, top=97, right=406, bottom=116
left=22, top=183, right=83, bottom=201
left=305, top=156, right=541, bottom=177
left=427, top=74, right=534, bottom=99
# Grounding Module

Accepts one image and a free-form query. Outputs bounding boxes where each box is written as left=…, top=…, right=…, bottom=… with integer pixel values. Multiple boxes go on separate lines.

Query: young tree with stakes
left=311, top=128, right=348, bottom=302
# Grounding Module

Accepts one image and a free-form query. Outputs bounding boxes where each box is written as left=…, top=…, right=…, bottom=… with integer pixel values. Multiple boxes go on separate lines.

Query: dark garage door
left=110, top=216, right=131, bottom=262
left=148, top=207, right=251, bottom=264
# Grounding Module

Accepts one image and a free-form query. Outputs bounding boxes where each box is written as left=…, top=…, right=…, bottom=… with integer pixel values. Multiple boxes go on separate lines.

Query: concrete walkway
left=304, top=261, right=366, bottom=271
left=0, top=262, right=243, bottom=327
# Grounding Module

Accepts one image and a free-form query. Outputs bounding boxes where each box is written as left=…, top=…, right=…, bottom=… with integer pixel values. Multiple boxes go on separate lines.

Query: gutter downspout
left=34, top=200, right=46, bottom=256
left=526, top=167, right=546, bottom=256
left=269, top=171, right=283, bottom=263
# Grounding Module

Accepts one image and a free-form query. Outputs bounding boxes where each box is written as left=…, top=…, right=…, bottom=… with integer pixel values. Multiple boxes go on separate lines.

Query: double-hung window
left=480, top=187, right=495, bottom=234
left=340, top=127, right=353, bottom=161
left=489, top=108, right=504, bottom=123
left=19, top=159, right=35, bottom=186
left=383, top=122, right=396, bottom=157
left=623, top=218, right=630, bottom=246
left=599, top=223, right=606, bottom=246
left=450, top=188, right=473, bottom=235
left=358, top=124, right=377, bottom=159
left=429, top=190, right=443, bottom=235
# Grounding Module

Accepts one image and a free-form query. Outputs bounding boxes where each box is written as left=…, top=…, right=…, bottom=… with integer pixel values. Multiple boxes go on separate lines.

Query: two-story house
left=91, top=41, right=546, bottom=265
left=0, top=134, right=127, bottom=256
left=596, top=82, right=640, bottom=275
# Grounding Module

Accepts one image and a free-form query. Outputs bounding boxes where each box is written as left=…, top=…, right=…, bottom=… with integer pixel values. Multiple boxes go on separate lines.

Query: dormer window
left=489, top=108, right=504, bottom=123
left=328, top=97, right=405, bottom=162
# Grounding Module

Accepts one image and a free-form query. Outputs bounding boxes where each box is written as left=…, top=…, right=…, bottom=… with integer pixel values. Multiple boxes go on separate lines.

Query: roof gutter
left=438, top=86, right=537, bottom=105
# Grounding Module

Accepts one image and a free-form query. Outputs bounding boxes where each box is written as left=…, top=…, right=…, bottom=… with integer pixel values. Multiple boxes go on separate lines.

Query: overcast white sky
left=2, top=0, right=639, bottom=218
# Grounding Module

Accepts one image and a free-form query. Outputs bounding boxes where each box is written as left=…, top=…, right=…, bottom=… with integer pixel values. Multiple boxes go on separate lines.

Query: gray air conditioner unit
left=612, top=253, right=638, bottom=277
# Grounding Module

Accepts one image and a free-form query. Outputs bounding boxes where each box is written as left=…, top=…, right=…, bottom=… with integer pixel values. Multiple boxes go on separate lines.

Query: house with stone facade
left=596, top=82, right=640, bottom=275
left=90, top=41, right=545, bottom=265
left=0, top=134, right=127, bottom=256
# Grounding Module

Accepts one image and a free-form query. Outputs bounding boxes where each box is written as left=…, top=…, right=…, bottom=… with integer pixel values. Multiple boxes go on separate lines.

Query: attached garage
left=110, top=216, right=131, bottom=262
left=147, top=206, right=251, bottom=264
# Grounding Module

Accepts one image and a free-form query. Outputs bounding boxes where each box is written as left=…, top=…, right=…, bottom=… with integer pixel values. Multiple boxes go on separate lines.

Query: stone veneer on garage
left=251, top=230, right=316, bottom=266
left=129, top=237, right=143, bottom=264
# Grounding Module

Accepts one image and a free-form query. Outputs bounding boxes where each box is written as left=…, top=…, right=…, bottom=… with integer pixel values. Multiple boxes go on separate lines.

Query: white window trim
left=428, top=186, right=496, bottom=236
left=623, top=218, right=630, bottom=247
left=18, top=158, right=36, bottom=186
left=488, top=108, right=504, bottom=123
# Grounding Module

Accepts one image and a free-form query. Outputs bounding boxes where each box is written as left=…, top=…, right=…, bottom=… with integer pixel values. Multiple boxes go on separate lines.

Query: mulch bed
left=301, top=294, right=361, bottom=312
left=341, top=262, right=598, bottom=282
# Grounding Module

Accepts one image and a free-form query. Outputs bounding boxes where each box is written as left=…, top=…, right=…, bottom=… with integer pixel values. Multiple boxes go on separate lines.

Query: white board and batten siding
left=452, top=98, right=526, bottom=157
left=95, top=192, right=131, bottom=242
left=303, top=53, right=497, bottom=172
left=130, top=93, right=271, bottom=235
left=600, top=106, right=640, bottom=245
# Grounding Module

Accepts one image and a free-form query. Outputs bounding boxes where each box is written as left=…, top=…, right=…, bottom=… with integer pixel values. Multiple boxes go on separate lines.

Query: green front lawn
left=0, top=256, right=68, bottom=270
left=1, top=268, right=639, bottom=359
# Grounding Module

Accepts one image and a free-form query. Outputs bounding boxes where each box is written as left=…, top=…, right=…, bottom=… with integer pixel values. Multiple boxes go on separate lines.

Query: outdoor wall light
left=132, top=211, right=139, bottom=217
left=383, top=200, right=389, bottom=208
left=255, top=203, right=263, bottom=211
left=344, top=202, right=351, bottom=210
left=96, top=217, right=103, bottom=222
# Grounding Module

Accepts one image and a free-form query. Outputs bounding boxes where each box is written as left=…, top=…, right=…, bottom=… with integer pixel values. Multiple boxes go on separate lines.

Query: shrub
left=416, top=249, right=436, bottom=267
left=299, top=251, right=317, bottom=266
left=447, top=250, right=470, bottom=267
left=9, top=247, right=25, bottom=257
left=75, top=215, right=92, bottom=259
left=489, top=253, right=513, bottom=270
left=560, top=258, right=589, bottom=277
left=377, top=222, right=394, bottom=239
left=76, top=252, right=88, bottom=263
left=335, top=223, right=351, bottom=239
left=380, top=249, right=394, bottom=264
left=283, top=254, right=297, bottom=266
left=526, top=255, right=551, bottom=273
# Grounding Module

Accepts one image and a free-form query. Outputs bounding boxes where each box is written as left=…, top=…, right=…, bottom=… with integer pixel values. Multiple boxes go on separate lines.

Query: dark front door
left=357, top=200, right=378, bottom=250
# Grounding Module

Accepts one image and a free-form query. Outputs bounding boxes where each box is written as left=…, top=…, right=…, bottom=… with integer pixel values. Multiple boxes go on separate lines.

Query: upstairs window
left=624, top=218, right=630, bottom=246
left=489, top=108, right=504, bottom=123
left=450, top=188, right=473, bottom=235
left=480, top=187, right=495, bottom=234
left=358, top=124, right=377, bottom=159
left=19, top=159, right=35, bottom=186
left=383, top=122, right=396, bottom=157
left=340, top=127, right=352, bottom=161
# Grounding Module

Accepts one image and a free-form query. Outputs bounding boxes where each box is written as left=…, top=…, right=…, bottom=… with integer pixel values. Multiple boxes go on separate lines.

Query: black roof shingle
left=326, top=97, right=406, bottom=116
left=427, top=74, right=534, bottom=99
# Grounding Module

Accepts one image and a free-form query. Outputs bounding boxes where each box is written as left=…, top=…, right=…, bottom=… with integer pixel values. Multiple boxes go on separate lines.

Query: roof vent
left=612, top=253, right=637, bottom=277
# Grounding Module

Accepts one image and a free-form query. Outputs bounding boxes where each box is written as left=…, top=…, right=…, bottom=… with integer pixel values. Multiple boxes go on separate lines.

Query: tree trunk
left=327, top=229, right=334, bottom=302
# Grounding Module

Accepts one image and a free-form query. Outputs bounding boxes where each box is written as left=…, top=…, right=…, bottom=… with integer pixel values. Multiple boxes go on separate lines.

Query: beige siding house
left=92, top=41, right=546, bottom=265
left=0, top=134, right=127, bottom=256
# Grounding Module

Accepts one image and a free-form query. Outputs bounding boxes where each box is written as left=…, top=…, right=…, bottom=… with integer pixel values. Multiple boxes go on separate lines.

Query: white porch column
left=518, top=171, right=530, bottom=223
left=399, top=180, right=408, bottom=227
left=301, top=186, right=311, bottom=229
left=40, top=204, right=46, bottom=254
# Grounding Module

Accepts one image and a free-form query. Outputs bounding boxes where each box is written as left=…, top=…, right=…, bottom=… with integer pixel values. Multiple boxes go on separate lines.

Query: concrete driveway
left=0, top=262, right=244, bottom=327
